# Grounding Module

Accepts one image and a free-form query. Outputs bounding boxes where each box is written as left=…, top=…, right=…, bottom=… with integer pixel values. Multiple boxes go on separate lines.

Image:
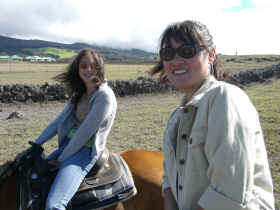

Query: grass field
left=0, top=54, right=280, bottom=85
left=0, top=62, right=153, bottom=84
left=246, top=80, right=280, bottom=208
left=0, top=56, right=280, bottom=208
left=220, top=54, right=280, bottom=73
left=0, top=79, right=279, bottom=208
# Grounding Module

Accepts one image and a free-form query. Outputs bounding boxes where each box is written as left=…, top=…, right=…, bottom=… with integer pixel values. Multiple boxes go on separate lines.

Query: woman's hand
left=47, top=159, right=61, bottom=171
left=163, top=188, right=178, bottom=210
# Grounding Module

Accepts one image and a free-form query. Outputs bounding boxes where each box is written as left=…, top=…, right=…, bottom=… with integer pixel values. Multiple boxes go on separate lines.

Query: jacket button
left=179, top=159, right=185, bottom=164
left=181, top=134, right=187, bottom=139
left=178, top=185, right=183, bottom=190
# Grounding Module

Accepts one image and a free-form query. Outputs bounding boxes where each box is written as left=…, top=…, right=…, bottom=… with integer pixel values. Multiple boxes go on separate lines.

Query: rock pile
left=0, top=83, right=67, bottom=103
left=6, top=111, right=24, bottom=120
left=108, top=77, right=175, bottom=97
left=0, top=77, right=175, bottom=103
left=226, top=63, right=280, bottom=85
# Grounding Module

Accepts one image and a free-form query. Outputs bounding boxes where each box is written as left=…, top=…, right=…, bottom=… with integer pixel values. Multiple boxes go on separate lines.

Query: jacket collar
left=88, top=81, right=108, bottom=103
left=180, top=76, right=217, bottom=108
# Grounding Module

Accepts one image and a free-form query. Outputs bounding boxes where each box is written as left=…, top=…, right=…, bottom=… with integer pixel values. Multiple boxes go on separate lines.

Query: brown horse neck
left=0, top=172, right=18, bottom=210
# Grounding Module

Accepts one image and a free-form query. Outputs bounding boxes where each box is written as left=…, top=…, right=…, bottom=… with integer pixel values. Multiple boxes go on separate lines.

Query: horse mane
left=0, top=161, right=14, bottom=175
left=0, top=149, right=26, bottom=179
left=0, top=161, right=16, bottom=185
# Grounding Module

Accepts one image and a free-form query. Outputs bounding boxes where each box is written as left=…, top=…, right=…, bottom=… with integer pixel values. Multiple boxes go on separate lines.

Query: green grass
left=246, top=80, right=280, bottom=206
left=0, top=62, right=65, bottom=85
left=0, top=54, right=280, bottom=85
left=0, top=55, right=280, bottom=85
left=0, top=80, right=279, bottom=208
left=24, top=47, right=77, bottom=59
left=220, top=54, right=280, bottom=74
left=0, top=62, right=153, bottom=85
left=0, top=93, right=180, bottom=162
left=0, top=56, right=280, bottom=208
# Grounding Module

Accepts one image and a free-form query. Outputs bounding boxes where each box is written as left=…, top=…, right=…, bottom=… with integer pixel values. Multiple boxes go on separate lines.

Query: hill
left=0, top=35, right=156, bottom=63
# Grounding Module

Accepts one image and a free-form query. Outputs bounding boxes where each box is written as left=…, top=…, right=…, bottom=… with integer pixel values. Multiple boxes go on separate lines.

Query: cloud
left=0, top=0, right=79, bottom=40
left=210, top=6, right=280, bottom=55
left=254, top=0, right=280, bottom=8
left=0, top=0, right=279, bottom=54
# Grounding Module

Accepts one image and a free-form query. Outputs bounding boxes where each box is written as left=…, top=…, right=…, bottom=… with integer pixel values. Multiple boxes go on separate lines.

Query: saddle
left=19, top=148, right=137, bottom=210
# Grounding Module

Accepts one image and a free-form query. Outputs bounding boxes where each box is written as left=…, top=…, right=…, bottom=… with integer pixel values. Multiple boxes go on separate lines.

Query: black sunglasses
left=160, top=44, right=205, bottom=61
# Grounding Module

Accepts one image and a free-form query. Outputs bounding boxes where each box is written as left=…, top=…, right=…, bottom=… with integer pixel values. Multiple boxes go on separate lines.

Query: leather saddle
left=20, top=149, right=137, bottom=210
left=78, top=149, right=122, bottom=191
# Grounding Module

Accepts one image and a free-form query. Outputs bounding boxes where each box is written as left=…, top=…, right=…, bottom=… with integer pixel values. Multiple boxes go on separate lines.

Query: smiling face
left=78, top=53, right=97, bottom=89
left=163, top=38, right=212, bottom=97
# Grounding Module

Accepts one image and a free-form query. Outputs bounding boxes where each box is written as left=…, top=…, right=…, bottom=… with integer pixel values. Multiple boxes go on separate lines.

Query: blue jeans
left=45, top=142, right=96, bottom=210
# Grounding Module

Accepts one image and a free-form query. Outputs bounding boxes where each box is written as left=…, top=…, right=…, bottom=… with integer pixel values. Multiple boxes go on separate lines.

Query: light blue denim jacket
left=34, top=82, right=117, bottom=163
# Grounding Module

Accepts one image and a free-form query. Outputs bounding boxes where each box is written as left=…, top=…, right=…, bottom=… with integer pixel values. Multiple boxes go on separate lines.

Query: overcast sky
left=0, top=0, right=279, bottom=55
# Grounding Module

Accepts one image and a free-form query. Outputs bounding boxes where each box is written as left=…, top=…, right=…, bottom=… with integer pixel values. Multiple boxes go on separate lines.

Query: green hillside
left=0, top=35, right=156, bottom=63
left=24, top=48, right=77, bottom=59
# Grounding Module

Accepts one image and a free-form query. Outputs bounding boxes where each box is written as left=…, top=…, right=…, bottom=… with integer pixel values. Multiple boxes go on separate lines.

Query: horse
left=0, top=149, right=164, bottom=210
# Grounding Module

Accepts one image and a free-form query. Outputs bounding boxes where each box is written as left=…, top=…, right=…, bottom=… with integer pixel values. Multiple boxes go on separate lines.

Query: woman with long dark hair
left=34, top=48, right=117, bottom=210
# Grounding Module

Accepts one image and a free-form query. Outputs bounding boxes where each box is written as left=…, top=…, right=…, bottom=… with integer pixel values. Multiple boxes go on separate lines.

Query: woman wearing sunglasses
left=151, top=20, right=275, bottom=210
left=33, top=48, right=117, bottom=210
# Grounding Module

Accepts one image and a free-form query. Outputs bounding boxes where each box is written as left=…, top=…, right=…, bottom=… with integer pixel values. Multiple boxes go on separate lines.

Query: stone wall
left=0, top=77, right=175, bottom=103
left=0, top=63, right=279, bottom=103
left=226, top=63, right=280, bottom=86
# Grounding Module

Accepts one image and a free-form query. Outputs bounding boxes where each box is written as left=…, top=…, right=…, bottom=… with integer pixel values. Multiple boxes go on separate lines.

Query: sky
left=0, top=0, right=279, bottom=55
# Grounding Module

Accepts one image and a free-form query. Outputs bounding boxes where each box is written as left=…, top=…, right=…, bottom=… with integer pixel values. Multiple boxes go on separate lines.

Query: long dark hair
left=150, top=20, right=226, bottom=82
left=54, top=48, right=105, bottom=105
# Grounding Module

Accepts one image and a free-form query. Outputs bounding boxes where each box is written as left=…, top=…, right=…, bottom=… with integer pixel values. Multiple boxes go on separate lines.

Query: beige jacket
left=162, top=76, right=275, bottom=210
